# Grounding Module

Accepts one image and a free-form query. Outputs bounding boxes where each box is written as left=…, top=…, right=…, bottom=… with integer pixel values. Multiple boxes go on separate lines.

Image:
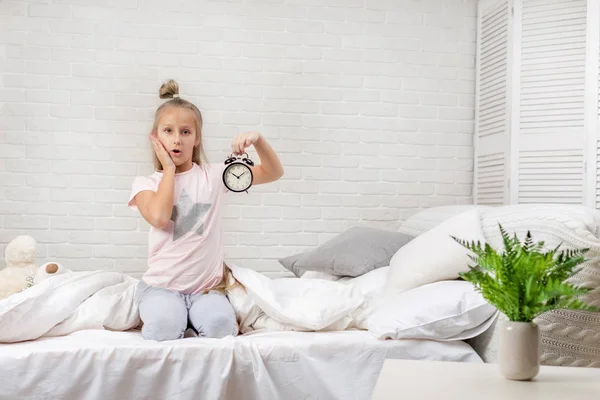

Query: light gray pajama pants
left=135, top=280, right=238, bottom=341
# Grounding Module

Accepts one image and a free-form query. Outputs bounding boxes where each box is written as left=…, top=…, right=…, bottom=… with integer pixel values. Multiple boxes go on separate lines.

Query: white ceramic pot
left=498, top=321, right=540, bottom=381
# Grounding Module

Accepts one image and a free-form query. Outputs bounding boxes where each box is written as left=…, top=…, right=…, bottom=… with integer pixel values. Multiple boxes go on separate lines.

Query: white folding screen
left=475, top=0, right=600, bottom=208
left=592, top=0, right=600, bottom=208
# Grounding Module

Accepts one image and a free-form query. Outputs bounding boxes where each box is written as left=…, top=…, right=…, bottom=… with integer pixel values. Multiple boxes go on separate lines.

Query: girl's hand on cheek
left=150, top=135, right=175, bottom=169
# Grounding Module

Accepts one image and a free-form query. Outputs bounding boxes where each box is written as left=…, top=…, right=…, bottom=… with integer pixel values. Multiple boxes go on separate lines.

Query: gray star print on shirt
left=170, top=189, right=212, bottom=241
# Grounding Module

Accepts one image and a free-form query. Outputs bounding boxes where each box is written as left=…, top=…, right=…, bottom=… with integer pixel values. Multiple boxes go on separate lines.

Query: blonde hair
left=151, top=79, right=207, bottom=171
left=206, top=263, right=243, bottom=295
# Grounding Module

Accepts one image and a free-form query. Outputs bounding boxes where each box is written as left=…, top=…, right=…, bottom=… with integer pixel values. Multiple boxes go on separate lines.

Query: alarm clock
left=223, top=153, right=254, bottom=193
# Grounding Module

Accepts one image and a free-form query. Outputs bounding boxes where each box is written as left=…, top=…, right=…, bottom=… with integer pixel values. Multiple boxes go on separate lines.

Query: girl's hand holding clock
left=231, top=131, right=261, bottom=156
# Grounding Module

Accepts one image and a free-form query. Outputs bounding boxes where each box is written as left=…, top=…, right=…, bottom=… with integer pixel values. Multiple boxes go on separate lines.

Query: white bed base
left=0, top=329, right=481, bottom=400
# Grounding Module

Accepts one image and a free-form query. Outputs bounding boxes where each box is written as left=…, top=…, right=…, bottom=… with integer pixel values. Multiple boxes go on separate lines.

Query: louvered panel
left=475, top=0, right=509, bottom=206
left=518, top=150, right=584, bottom=204
left=477, top=152, right=506, bottom=205
left=478, top=0, right=508, bottom=139
left=520, top=0, right=587, bottom=134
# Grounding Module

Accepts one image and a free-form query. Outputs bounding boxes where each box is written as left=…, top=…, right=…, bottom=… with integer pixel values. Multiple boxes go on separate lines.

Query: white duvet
left=0, top=263, right=372, bottom=343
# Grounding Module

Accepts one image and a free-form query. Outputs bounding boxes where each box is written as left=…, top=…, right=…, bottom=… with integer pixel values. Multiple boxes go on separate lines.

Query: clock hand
left=239, top=171, right=248, bottom=177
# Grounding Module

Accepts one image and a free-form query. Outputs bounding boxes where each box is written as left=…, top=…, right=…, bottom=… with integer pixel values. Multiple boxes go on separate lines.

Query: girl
left=128, top=79, right=284, bottom=341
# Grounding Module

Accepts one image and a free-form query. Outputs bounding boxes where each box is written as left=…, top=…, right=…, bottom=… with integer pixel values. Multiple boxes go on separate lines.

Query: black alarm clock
left=223, top=153, right=254, bottom=193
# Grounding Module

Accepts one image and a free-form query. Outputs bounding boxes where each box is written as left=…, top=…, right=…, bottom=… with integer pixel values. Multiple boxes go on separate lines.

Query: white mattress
left=0, top=329, right=481, bottom=400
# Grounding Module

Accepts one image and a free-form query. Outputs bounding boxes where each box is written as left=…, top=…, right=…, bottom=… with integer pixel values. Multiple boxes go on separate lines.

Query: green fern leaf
left=454, top=224, right=598, bottom=322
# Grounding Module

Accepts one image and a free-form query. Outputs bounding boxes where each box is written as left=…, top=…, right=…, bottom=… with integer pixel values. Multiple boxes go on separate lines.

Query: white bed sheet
left=0, top=329, right=481, bottom=400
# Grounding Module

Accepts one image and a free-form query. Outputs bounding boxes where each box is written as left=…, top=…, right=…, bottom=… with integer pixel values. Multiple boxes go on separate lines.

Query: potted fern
left=454, top=225, right=596, bottom=381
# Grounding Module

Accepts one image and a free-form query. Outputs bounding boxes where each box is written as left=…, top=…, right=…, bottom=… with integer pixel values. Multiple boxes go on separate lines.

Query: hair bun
left=159, top=79, right=180, bottom=99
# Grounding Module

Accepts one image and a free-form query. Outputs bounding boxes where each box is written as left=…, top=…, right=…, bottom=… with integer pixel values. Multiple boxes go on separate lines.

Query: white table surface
left=371, top=359, right=600, bottom=400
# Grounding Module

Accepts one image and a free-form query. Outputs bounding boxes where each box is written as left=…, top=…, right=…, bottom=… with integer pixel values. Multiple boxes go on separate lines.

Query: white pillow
left=479, top=204, right=600, bottom=251
left=369, top=280, right=498, bottom=341
left=385, top=208, right=486, bottom=296
left=398, top=205, right=492, bottom=237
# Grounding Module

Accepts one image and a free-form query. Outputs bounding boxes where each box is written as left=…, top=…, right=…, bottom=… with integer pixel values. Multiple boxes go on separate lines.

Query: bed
left=0, top=329, right=481, bottom=400
left=0, top=261, right=491, bottom=399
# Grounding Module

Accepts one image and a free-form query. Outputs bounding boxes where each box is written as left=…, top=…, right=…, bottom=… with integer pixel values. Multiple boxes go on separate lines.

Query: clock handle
left=228, top=152, right=249, bottom=157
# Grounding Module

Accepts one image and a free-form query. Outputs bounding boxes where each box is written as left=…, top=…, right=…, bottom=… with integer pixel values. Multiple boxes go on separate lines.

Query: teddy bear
left=0, top=235, right=39, bottom=300
left=0, top=235, right=72, bottom=301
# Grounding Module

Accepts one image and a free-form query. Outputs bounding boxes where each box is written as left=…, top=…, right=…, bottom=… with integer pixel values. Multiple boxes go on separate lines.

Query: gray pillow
left=279, top=253, right=306, bottom=277
left=279, top=227, right=414, bottom=277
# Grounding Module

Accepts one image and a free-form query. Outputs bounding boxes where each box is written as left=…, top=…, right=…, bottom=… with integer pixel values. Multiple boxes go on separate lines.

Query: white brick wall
left=0, top=0, right=476, bottom=277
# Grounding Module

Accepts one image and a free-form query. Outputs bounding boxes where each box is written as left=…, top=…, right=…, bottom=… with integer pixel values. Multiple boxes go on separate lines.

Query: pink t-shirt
left=128, top=162, right=228, bottom=295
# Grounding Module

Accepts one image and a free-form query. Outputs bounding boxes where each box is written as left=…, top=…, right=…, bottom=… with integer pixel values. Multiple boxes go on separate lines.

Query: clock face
left=223, top=163, right=252, bottom=192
